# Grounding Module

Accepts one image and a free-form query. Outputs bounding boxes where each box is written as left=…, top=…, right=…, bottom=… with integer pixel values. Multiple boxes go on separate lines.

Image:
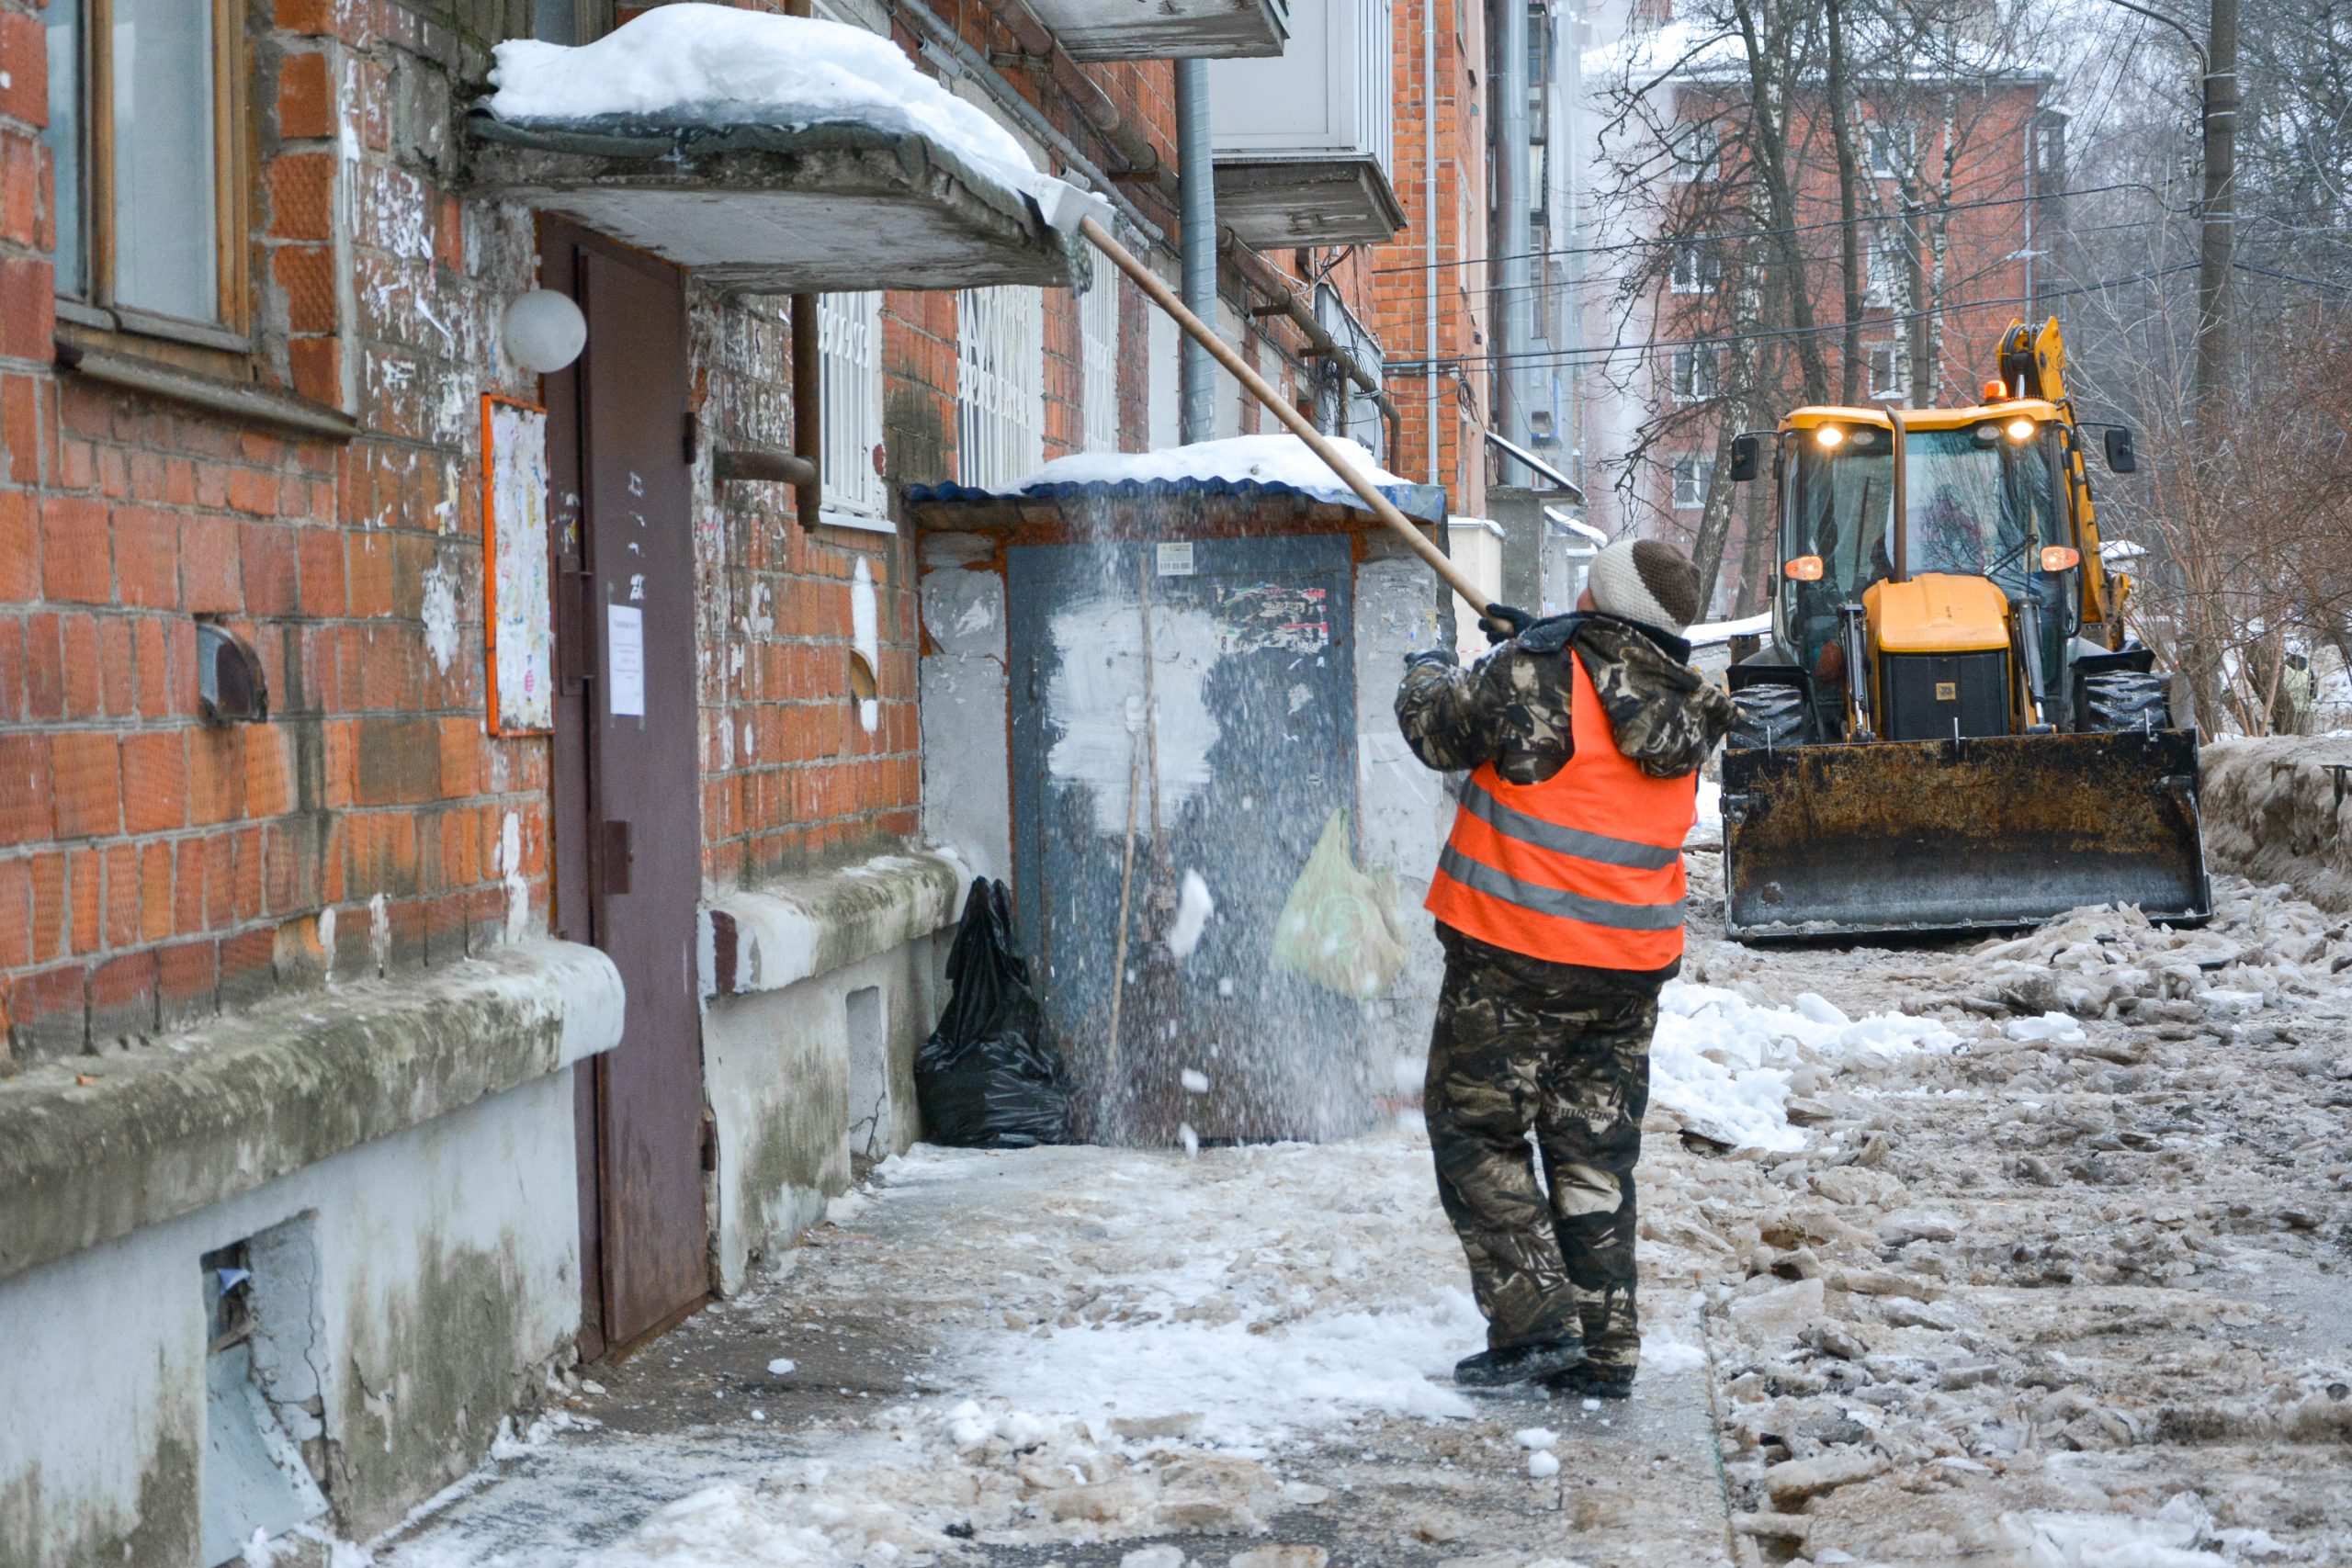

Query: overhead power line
left=1385, top=263, right=2205, bottom=376
left=1365, top=181, right=2172, bottom=279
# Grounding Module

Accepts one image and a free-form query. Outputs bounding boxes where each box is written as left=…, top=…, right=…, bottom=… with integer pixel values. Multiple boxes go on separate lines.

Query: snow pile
left=487, top=5, right=1058, bottom=207
left=1008, top=434, right=1420, bottom=511
left=1648, top=982, right=1961, bottom=1152
left=1939, top=886, right=2352, bottom=1025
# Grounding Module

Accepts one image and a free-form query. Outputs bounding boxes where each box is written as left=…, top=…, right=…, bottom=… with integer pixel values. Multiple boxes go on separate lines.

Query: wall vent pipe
left=1176, top=58, right=1217, bottom=444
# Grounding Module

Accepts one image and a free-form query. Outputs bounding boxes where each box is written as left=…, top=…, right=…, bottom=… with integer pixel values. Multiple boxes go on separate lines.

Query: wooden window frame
left=53, top=0, right=254, bottom=355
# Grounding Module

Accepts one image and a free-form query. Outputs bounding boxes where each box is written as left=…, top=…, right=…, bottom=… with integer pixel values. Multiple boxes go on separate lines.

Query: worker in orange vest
left=1397, top=538, right=1731, bottom=1395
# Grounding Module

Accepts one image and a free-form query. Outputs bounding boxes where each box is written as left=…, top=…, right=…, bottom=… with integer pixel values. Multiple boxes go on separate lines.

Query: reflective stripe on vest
left=1424, top=649, right=1696, bottom=969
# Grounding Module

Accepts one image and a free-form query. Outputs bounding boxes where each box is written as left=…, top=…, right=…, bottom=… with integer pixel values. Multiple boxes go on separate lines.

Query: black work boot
left=1453, top=1336, right=1586, bottom=1389
left=1544, top=1360, right=1635, bottom=1400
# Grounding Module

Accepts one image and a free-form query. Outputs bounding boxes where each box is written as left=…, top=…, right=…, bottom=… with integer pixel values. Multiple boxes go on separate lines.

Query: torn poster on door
left=482, top=395, right=554, bottom=733
left=606, top=604, right=645, bottom=717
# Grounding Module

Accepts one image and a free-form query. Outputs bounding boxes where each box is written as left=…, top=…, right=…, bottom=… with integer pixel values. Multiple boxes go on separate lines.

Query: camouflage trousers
left=1423, top=929, right=1660, bottom=1369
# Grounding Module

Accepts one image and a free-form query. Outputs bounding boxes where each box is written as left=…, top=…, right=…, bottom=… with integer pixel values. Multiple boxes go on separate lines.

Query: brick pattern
left=0, top=0, right=1387, bottom=1060
left=1362, top=0, right=1493, bottom=509
left=0, top=0, right=550, bottom=1063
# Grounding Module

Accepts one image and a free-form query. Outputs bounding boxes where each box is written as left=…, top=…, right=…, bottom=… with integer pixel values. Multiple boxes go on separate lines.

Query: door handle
left=601, top=819, right=633, bottom=897
left=557, top=560, right=592, bottom=695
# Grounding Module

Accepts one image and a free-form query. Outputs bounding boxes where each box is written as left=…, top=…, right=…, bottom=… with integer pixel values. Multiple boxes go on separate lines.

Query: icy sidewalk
left=373, top=1129, right=1735, bottom=1568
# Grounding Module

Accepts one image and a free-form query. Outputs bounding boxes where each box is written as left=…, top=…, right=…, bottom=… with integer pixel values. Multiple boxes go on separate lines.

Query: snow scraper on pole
left=1712, top=319, right=2211, bottom=940
left=1075, top=217, right=1501, bottom=622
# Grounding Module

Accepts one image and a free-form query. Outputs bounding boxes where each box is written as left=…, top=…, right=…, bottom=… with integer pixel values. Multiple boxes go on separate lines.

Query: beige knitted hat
left=1588, top=538, right=1702, bottom=635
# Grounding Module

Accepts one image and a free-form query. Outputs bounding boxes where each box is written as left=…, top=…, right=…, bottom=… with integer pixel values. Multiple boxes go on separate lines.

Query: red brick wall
left=0, top=0, right=1351, bottom=1061
left=1363, top=0, right=1491, bottom=509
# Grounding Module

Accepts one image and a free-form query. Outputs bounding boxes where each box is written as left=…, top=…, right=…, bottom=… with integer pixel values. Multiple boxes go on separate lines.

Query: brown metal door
left=545, top=225, right=708, bottom=1352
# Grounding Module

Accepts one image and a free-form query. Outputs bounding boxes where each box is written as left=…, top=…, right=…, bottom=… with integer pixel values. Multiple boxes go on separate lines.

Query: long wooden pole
left=1078, top=216, right=1493, bottom=613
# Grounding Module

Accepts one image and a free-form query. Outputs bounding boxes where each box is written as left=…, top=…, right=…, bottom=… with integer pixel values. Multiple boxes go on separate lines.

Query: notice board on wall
left=482, top=394, right=554, bottom=734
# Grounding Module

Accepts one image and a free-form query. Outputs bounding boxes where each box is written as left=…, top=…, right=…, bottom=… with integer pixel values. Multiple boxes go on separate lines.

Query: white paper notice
left=1156, top=540, right=1195, bottom=577
left=605, top=604, right=645, bottom=717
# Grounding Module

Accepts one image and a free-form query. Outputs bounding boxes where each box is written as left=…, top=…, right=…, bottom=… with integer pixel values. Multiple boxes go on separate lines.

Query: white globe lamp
left=502, top=289, right=587, bottom=375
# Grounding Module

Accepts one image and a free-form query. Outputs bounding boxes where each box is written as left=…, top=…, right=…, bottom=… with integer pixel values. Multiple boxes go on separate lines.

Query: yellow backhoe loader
left=1717, top=318, right=2210, bottom=940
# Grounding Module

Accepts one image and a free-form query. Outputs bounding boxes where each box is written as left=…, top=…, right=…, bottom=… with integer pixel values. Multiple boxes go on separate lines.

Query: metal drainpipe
left=1176, top=59, right=1217, bottom=444
left=1425, top=0, right=1440, bottom=488
left=1498, top=0, right=1531, bottom=487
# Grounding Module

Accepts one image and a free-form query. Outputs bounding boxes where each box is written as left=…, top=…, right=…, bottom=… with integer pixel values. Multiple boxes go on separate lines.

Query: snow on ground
left=486, top=5, right=1064, bottom=208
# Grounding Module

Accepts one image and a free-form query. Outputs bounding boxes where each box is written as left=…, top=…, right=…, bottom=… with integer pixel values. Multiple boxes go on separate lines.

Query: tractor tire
left=1729, top=682, right=1809, bottom=750
left=2078, top=670, right=2172, bottom=732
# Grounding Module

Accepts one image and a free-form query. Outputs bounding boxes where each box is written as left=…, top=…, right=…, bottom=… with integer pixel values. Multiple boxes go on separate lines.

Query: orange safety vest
left=1424, top=649, right=1696, bottom=971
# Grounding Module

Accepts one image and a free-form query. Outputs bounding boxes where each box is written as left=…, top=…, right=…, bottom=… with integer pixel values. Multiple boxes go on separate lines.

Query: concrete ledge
left=0, top=941, right=625, bottom=1284
left=2202, top=737, right=2352, bottom=909
left=700, top=850, right=967, bottom=998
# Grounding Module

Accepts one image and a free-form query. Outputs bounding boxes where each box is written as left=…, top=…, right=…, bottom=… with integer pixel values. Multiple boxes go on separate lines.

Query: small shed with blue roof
left=907, top=436, right=1452, bottom=1145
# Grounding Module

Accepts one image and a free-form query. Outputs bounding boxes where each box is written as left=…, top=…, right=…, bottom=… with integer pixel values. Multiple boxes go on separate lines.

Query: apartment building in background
left=1567, top=0, right=2058, bottom=612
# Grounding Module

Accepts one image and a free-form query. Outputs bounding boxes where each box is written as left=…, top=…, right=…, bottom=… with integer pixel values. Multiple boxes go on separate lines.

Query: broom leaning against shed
left=1396, top=539, right=1733, bottom=1397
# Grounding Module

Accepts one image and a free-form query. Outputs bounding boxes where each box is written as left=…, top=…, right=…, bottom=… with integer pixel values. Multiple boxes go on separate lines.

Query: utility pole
left=2194, top=0, right=2237, bottom=427
left=2101, top=0, right=2233, bottom=423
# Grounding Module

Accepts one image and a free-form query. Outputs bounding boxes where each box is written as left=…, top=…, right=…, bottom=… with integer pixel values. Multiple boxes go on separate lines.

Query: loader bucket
left=1721, top=728, right=2211, bottom=941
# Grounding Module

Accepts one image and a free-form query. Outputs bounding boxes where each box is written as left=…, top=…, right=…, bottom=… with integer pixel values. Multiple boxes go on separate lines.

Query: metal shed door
left=1008, top=534, right=1367, bottom=1143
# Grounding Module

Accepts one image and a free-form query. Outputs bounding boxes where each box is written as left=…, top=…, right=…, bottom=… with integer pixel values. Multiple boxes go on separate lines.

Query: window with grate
left=957, top=286, right=1046, bottom=489
left=1080, top=280, right=1120, bottom=453
left=820, top=291, right=889, bottom=528
left=1672, top=454, right=1713, bottom=510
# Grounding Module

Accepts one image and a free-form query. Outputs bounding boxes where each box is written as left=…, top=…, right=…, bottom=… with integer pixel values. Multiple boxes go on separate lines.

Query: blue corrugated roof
left=907, top=475, right=1449, bottom=526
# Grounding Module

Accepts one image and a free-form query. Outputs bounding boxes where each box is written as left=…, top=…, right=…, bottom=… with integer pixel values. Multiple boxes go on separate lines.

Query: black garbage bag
left=915, top=878, right=1073, bottom=1148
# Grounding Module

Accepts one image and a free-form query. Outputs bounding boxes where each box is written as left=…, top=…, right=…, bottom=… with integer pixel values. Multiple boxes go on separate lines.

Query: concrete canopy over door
left=543, top=221, right=709, bottom=1355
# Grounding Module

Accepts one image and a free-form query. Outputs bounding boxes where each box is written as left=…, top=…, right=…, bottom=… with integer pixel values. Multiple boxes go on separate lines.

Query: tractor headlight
left=2004, top=417, right=2038, bottom=443
left=1814, top=424, right=1846, bottom=449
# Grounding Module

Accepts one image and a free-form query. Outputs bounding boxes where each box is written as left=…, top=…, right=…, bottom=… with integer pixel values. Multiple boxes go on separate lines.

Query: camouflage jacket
left=1396, top=612, right=1733, bottom=784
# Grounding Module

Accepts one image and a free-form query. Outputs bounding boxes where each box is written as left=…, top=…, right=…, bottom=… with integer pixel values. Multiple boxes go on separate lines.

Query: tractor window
left=1779, top=423, right=2072, bottom=671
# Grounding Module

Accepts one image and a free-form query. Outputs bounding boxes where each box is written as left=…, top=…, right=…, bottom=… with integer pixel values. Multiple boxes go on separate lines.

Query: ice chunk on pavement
left=1794, top=992, right=1850, bottom=1026
left=1514, top=1426, right=1559, bottom=1450
left=1182, top=1068, right=1211, bottom=1093
left=766, top=1358, right=797, bottom=1376
left=1640, top=1331, right=1707, bottom=1374
left=1648, top=982, right=1959, bottom=1152
left=1528, top=1449, right=1561, bottom=1478
left=1170, top=870, right=1216, bottom=959
left=2006, top=1011, right=2087, bottom=1043
left=1121, top=1549, right=1185, bottom=1568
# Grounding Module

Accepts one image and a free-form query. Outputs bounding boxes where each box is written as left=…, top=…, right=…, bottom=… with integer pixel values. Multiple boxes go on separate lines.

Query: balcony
left=1024, top=0, right=1289, bottom=61
left=1206, top=0, right=1405, bottom=245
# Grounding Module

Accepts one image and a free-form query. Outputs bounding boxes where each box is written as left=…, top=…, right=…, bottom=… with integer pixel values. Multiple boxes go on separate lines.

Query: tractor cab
left=1769, top=399, right=2079, bottom=740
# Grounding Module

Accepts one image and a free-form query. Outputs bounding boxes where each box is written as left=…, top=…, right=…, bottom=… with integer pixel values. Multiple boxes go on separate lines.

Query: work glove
left=1404, top=648, right=1458, bottom=671
left=1481, top=603, right=1534, bottom=646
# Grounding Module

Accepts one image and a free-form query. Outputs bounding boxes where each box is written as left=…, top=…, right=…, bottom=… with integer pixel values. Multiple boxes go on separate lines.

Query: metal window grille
left=1080, top=280, right=1120, bottom=454
left=957, top=286, right=1046, bottom=489
left=820, top=291, right=889, bottom=525
left=1672, top=455, right=1713, bottom=510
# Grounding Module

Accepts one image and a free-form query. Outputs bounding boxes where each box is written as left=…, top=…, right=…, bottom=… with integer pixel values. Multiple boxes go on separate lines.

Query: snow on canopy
left=1005, top=434, right=1421, bottom=509
left=487, top=3, right=1057, bottom=208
